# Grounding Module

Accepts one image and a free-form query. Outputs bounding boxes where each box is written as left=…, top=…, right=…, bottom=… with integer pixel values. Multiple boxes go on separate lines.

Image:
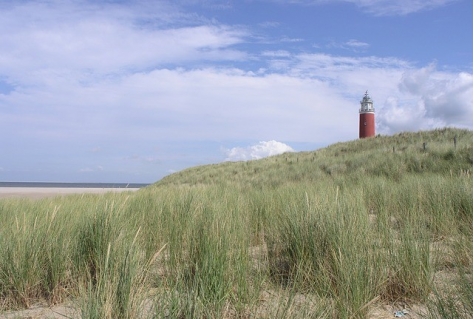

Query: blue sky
left=0, top=0, right=472, bottom=183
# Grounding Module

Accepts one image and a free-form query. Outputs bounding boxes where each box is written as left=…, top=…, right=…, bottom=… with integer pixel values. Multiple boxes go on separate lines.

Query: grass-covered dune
left=158, top=127, right=472, bottom=188
left=0, top=127, right=472, bottom=318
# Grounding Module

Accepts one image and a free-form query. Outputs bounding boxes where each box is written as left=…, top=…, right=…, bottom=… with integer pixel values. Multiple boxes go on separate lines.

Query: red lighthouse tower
left=359, top=91, right=375, bottom=138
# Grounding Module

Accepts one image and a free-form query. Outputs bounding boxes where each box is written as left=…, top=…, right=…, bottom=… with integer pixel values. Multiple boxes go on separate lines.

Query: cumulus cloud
left=423, top=72, right=473, bottom=125
left=378, top=64, right=473, bottom=132
left=225, top=141, right=295, bottom=161
left=377, top=98, right=433, bottom=133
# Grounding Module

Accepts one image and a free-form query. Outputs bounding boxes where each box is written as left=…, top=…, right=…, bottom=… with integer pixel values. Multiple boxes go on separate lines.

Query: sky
left=0, top=0, right=472, bottom=183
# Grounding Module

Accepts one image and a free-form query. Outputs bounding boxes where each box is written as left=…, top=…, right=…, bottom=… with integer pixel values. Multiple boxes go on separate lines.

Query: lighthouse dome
left=359, top=91, right=374, bottom=113
left=361, top=91, right=373, bottom=103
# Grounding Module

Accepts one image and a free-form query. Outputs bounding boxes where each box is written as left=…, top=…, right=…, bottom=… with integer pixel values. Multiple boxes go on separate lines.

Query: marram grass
left=0, top=128, right=471, bottom=318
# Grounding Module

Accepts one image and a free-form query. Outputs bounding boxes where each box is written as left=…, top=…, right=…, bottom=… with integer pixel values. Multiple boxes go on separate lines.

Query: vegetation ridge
left=155, top=127, right=472, bottom=187
left=0, top=127, right=472, bottom=319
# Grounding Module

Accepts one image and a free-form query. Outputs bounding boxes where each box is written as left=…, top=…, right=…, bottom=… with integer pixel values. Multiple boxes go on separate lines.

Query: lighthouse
left=359, top=91, right=375, bottom=138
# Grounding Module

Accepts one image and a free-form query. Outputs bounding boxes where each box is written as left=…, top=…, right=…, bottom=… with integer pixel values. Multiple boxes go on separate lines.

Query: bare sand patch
left=0, top=302, right=80, bottom=319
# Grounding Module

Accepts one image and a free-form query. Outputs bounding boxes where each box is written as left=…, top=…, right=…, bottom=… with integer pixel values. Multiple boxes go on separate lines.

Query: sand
left=0, top=187, right=140, bottom=199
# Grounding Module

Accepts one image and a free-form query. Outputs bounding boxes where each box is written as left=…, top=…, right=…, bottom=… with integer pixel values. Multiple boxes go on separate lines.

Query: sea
left=0, top=182, right=151, bottom=188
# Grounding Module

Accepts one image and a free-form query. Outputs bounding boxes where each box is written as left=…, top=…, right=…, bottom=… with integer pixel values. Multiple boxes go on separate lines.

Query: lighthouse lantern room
left=359, top=91, right=375, bottom=138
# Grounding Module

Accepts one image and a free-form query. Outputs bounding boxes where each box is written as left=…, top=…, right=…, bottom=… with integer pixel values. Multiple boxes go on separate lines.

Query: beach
left=0, top=187, right=141, bottom=200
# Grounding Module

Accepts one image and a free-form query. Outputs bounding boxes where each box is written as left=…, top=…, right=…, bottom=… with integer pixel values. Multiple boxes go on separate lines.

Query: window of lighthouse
left=359, top=92, right=375, bottom=113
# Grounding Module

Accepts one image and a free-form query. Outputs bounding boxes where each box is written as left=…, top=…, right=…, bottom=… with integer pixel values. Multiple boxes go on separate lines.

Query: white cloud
left=377, top=64, right=473, bottom=132
left=351, top=0, right=458, bottom=16
left=345, top=39, right=369, bottom=48
left=326, top=39, right=370, bottom=52
left=377, top=98, right=434, bottom=133
left=0, top=1, right=248, bottom=84
left=281, top=54, right=472, bottom=134
left=280, top=36, right=304, bottom=43
left=258, top=0, right=457, bottom=15
left=225, top=141, right=295, bottom=161
left=261, top=50, right=292, bottom=58
left=1, top=49, right=469, bottom=147
left=423, top=72, right=473, bottom=125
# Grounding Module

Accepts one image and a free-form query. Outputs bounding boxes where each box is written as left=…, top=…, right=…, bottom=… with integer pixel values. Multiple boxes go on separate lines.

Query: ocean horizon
left=0, top=182, right=151, bottom=188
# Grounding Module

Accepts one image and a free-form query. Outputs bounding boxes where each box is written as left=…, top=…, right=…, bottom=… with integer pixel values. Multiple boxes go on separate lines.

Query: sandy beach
left=0, top=187, right=141, bottom=200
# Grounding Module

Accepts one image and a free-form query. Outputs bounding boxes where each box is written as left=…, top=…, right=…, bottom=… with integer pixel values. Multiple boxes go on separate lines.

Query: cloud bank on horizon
left=0, top=0, right=471, bottom=182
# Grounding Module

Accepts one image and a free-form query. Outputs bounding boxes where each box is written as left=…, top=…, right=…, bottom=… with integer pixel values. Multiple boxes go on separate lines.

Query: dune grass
left=0, top=127, right=472, bottom=318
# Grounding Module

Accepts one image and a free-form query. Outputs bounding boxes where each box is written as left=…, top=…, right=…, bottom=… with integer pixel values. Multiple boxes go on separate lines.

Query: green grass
left=0, top=127, right=472, bottom=318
